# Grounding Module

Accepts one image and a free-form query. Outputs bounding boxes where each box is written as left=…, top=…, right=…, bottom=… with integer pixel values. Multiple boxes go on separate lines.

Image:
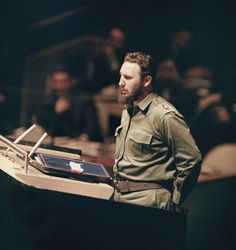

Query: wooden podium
left=0, top=126, right=186, bottom=250
left=0, top=170, right=186, bottom=250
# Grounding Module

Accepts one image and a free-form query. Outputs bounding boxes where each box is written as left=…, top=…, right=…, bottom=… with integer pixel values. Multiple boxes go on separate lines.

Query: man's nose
left=119, top=76, right=125, bottom=87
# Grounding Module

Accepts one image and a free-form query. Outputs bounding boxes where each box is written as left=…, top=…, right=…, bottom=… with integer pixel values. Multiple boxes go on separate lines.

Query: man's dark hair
left=49, top=66, right=73, bottom=77
left=124, top=51, right=157, bottom=80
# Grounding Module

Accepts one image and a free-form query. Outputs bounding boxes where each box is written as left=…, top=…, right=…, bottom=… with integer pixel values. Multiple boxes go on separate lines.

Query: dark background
left=1, top=0, right=236, bottom=128
left=1, top=2, right=236, bottom=249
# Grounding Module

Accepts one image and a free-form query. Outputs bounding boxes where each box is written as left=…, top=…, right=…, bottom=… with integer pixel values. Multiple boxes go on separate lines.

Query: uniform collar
left=136, top=93, right=158, bottom=113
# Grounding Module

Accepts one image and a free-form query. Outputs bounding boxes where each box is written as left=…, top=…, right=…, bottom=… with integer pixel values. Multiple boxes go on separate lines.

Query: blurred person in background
left=155, top=58, right=199, bottom=123
left=183, top=66, right=234, bottom=156
left=221, top=73, right=236, bottom=125
left=93, top=28, right=129, bottom=137
left=65, top=28, right=127, bottom=96
left=108, top=28, right=127, bottom=76
left=31, top=67, right=102, bottom=142
left=168, top=29, right=196, bottom=77
left=64, top=33, right=118, bottom=96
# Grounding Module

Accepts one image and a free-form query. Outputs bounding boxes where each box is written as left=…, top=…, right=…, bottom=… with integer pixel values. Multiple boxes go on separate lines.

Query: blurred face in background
left=50, top=71, right=73, bottom=96
left=110, top=28, right=126, bottom=49
left=157, top=59, right=179, bottom=81
left=173, top=30, right=192, bottom=48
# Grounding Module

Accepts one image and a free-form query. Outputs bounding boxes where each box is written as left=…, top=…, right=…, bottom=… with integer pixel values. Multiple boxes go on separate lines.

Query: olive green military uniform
left=113, top=93, right=202, bottom=209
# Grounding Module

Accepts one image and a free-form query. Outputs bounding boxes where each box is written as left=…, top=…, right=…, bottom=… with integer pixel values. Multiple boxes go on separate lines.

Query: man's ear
left=144, top=75, right=152, bottom=87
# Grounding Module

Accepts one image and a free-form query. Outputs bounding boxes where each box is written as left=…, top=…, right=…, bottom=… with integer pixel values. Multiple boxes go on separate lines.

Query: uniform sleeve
left=160, top=112, right=202, bottom=205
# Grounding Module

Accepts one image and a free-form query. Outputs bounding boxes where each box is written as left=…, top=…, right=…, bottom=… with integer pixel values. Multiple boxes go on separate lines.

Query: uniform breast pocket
left=126, top=130, right=153, bottom=157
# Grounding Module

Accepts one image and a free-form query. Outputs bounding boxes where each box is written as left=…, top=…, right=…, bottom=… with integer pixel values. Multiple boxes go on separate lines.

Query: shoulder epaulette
left=153, top=97, right=176, bottom=114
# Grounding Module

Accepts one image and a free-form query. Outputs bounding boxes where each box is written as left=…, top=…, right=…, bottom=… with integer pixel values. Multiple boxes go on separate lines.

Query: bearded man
left=113, top=51, right=202, bottom=211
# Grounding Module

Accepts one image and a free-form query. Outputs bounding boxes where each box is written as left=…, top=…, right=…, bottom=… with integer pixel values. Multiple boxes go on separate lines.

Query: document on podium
left=33, top=153, right=112, bottom=184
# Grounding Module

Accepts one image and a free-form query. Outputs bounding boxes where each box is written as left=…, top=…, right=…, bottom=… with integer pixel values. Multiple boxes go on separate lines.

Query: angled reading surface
left=34, top=153, right=112, bottom=184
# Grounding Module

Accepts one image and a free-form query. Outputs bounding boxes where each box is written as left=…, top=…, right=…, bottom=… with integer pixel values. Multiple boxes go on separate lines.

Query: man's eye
left=125, top=76, right=131, bottom=80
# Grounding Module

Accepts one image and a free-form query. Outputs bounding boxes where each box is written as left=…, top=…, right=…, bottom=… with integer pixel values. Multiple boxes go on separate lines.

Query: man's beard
left=118, top=88, right=142, bottom=105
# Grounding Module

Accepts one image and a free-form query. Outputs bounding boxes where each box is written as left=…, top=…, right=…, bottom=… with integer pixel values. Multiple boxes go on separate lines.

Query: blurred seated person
left=31, top=67, right=103, bottom=142
left=107, top=28, right=127, bottom=73
left=222, top=73, right=236, bottom=125
left=169, top=29, right=196, bottom=77
left=183, top=66, right=234, bottom=156
left=183, top=66, right=213, bottom=97
left=190, top=95, right=233, bottom=157
left=155, top=58, right=199, bottom=123
left=64, top=35, right=117, bottom=95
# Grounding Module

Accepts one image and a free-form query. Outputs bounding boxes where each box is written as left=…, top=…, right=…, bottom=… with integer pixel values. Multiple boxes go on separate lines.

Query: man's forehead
left=121, top=62, right=141, bottom=74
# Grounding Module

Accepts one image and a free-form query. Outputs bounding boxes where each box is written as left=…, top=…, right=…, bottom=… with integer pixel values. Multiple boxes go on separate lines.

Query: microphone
left=28, top=132, right=48, bottom=158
